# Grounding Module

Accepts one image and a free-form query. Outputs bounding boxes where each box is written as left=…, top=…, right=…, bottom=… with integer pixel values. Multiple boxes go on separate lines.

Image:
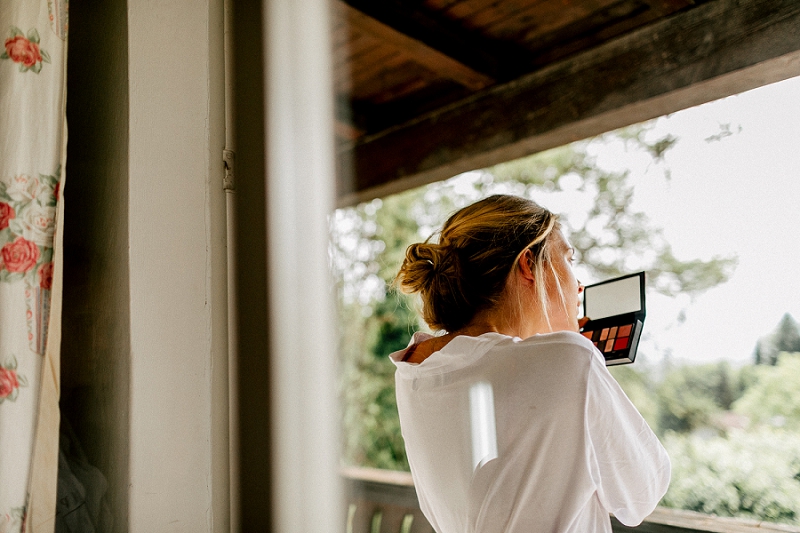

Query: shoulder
left=479, top=330, right=603, bottom=374
left=516, top=331, right=608, bottom=373
left=515, top=330, right=598, bottom=357
left=388, top=331, right=435, bottom=363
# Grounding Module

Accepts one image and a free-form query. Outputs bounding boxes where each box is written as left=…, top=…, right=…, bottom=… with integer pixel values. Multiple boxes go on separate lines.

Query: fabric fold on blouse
left=390, top=330, right=670, bottom=533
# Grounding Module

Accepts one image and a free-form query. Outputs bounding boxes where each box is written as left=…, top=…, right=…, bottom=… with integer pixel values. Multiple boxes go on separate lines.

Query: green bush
left=734, top=353, right=800, bottom=430
left=655, top=362, right=744, bottom=435
left=662, top=429, right=800, bottom=524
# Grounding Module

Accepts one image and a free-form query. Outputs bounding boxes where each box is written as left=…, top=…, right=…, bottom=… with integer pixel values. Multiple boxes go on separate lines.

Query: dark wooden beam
left=338, top=0, right=800, bottom=205
left=521, top=0, right=691, bottom=70
left=348, top=80, right=470, bottom=135
left=342, top=2, right=494, bottom=91
left=338, top=0, right=529, bottom=81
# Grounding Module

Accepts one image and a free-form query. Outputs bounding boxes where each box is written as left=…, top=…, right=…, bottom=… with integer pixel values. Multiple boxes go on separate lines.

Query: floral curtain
left=0, top=0, right=67, bottom=531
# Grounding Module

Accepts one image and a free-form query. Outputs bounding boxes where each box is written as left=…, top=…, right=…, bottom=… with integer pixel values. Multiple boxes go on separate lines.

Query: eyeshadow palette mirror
left=580, top=272, right=646, bottom=366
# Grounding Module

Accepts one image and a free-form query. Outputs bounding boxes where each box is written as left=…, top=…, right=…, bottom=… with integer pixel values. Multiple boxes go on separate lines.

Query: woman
left=390, top=194, right=670, bottom=533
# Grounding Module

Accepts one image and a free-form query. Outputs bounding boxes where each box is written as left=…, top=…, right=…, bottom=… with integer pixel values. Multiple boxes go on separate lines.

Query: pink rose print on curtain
left=1, top=237, right=39, bottom=273
left=0, top=172, right=59, bottom=354
left=38, top=262, right=53, bottom=290
left=1, top=27, right=51, bottom=73
left=0, top=203, right=14, bottom=231
left=0, top=356, right=28, bottom=404
left=0, top=368, right=19, bottom=399
left=0, top=172, right=57, bottom=280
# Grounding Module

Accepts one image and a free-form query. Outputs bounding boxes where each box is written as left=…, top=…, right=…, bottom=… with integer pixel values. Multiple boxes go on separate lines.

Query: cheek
left=558, top=262, right=578, bottom=292
left=561, top=267, right=581, bottom=310
left=549, top=264, right=578, bottom=304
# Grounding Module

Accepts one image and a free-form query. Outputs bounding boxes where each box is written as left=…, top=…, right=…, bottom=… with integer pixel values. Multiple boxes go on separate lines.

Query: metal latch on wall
left=223, top=149, right=236, bottom=191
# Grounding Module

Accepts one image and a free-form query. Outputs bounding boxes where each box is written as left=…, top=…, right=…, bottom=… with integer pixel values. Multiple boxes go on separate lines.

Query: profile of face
left=544, top=229, right=583, bottom=331
left=517, top=228, right=583, bottom=334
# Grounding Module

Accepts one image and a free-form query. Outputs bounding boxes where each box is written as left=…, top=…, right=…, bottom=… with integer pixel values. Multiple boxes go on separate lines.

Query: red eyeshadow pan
left=618, top=324, right=632, bottom=337
left=613, top=336, right=629, bottom=350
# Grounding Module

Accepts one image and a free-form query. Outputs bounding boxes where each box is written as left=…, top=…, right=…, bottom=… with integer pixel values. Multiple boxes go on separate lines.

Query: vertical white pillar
left=264, top=0, right=341, bottom=531
left=128, top=0, right=228, bottom=530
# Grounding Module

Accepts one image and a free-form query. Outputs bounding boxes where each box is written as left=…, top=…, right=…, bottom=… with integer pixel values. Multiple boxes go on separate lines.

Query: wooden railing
left=343, top=467, right=433, bottom=533
left=342, top=467, right=800, bottom=533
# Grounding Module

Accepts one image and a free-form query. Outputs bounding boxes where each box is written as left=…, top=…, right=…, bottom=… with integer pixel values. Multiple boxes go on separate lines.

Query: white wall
left=127, top=0, right=228, bottom=530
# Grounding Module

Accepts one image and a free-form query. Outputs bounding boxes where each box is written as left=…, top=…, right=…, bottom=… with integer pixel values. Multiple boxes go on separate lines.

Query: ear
left=517, top=249, right=536, bottom=283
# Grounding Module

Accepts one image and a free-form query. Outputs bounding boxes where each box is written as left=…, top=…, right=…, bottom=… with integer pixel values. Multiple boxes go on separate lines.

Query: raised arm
left=585, top=352, right=671, bottom=526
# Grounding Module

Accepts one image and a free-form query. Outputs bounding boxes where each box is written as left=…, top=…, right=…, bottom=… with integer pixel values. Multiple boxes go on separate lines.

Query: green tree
left=656, top=362, right=744, bottom=434
left=734, top=353, right=800, bottom=430
left=339, top=292, right=415, bottom=470
left=755, top=314, right=800, bottom=365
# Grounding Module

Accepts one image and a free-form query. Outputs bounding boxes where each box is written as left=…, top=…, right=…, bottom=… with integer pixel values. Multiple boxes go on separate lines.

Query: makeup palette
left=580, top=272, right=646, bottom=366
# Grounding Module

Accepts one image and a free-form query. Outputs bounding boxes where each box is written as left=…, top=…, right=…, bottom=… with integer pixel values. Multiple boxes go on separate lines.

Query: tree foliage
left=655, top=362, right=745, bottom=434
left=754, top=313, right=800, bottom=365
left=734, top=353, right=800, bottom=430
left=663, top=429, right=800, bottom=524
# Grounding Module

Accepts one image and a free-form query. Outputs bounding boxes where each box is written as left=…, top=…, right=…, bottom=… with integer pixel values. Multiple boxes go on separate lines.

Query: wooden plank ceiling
left=334, top=0, right=694, bottom=136
left=334, top=0, right=800, bottom=203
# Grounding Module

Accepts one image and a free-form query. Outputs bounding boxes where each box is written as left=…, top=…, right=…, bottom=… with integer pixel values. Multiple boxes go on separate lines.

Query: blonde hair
left=395, top=194, right=562, bottom=332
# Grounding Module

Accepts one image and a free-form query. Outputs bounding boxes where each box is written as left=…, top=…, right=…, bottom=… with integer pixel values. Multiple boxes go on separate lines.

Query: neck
left=451, top=323, right=502, bottom=337
left=454, top=308, right=527, bottom=338
left=454, top=297, right=556, bottom=340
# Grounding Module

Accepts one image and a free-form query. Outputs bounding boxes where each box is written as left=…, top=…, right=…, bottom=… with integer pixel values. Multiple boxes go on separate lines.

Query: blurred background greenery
left=330, top=123, right=800, bottom=525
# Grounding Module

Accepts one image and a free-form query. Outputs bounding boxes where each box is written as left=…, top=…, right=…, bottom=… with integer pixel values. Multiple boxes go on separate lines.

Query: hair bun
left=397, top=242, right=442, bottom=294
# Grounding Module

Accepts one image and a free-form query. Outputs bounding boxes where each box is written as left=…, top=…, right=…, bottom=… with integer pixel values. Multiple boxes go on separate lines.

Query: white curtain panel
left=0, top=0, right=67, bottom=531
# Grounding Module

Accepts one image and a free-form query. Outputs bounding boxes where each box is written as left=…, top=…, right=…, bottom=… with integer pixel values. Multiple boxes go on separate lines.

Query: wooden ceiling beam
left=337, top=0, right=800, bottom=205
left=343, top=3, right=494, bottom=91
left=339, top=0, right=528, bottom=81
left=519, top=0, right=694, bottom=70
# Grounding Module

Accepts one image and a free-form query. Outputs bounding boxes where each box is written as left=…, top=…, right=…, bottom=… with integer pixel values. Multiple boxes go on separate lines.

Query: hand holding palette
left=580, top=272, right=646, bottom=366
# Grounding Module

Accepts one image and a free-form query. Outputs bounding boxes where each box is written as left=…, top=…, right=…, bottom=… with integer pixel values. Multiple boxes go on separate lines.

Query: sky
left=553, top=75, right=800, bottom=366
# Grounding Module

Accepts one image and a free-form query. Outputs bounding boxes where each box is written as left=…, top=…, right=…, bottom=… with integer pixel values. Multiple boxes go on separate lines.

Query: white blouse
left=390, top=331, right=670, bottom=533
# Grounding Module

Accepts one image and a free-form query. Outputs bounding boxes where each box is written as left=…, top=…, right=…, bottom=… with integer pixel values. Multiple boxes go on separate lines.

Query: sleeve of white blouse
left=585, top=350, right=671, bottom=526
